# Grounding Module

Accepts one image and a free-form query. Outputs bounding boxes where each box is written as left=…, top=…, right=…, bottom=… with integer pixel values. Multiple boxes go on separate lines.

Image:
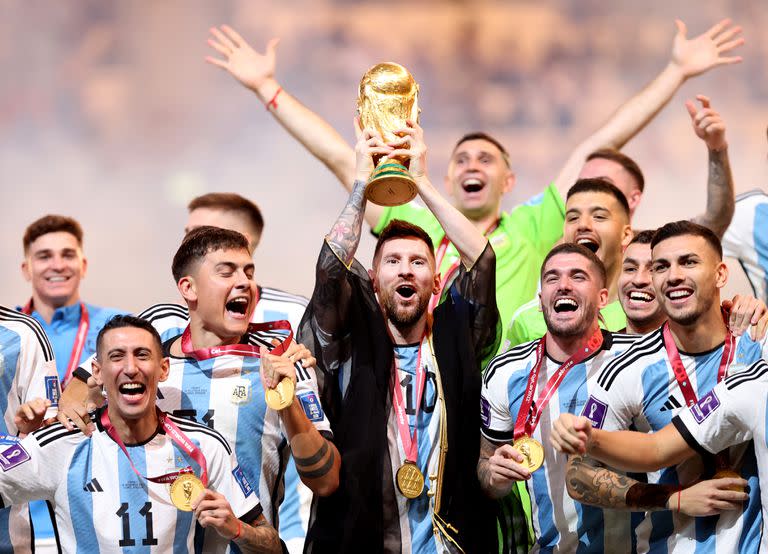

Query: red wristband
left=232, top=519, right=243, bottom=541
left=266, top=87, right=282, bottom=110
left=676, top=486, right=682, bottom=513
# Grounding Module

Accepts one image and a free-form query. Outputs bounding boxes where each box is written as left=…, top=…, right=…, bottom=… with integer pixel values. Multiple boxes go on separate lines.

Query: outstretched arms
left=206, top=25, right=384, bottom=228
left=553, top=18, right=744, bottom=202
left=687, top=95, right=735, bottom=237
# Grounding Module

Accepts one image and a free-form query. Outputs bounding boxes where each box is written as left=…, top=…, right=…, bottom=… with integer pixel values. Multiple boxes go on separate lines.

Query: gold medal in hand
left=170, top=473, right=205, bottom=511
left=512, top=436, right=545, bottom=473
left=265, top=377, right=295, bottom=410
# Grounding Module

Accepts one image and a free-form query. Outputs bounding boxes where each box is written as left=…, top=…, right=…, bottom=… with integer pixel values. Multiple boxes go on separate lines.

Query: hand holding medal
left=259, top=345, right=296, bottom=411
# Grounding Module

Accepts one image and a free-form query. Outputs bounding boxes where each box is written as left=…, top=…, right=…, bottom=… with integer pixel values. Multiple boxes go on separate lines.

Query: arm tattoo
left=294, top=440, right=329, bottom=466
left=693, top=147, right=735, bottom=238
left=240, top=515, right=282, bottom=554
left=567, top=454, right=674, bottom=511
left=297, top=448, right=336, bottom=479
left=327, top=179, right=367, bottom=265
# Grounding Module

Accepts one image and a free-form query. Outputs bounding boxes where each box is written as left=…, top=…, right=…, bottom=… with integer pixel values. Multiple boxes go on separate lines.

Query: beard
left=381, top=287, right=431, bottom=331
left=664, top=291, right=711, bottom=327
left=542, top=301, right=598, bottom=338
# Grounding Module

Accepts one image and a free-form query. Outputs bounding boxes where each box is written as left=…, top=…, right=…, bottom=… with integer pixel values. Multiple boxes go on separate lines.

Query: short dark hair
left=96, top=315, right=163, bottom=358
left=586, top=148, right=645, bottom=192
left=651, top=220, right=723, bottom=259
left=171, top=226, right=250, bottom=282
left=188, top=193, right=265, bottom=239
left=541, top=242, right=607, bottom=287
left=373, top=220, right=435, bottom=265
left=452, top=132, right=511, bottom=168
left=23, top=215, right=83, bottom=254
left=628, top=229, right=656, bottom=246
left=567, top=178, right=631, bottom=220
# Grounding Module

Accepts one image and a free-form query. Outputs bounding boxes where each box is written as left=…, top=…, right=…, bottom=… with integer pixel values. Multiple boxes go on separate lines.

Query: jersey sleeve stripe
left=597, top=331, right=663, bottom=390
left=36, top=427, right=82, bottom=448
left=483, top=340, right=538, bottom=386
left=725, top=359, right=768, bottom=390
left=238, top=503, right=263, bottom=524
left=166, top=415, right=233, bottom=455
left=138, top=303, right=189, bottom=322
left=481, top=427, right=515, bottom=443
left=259, top=286, right=309, bottom=307
left=672, top=415, right=713, bottom=458
left=0, top=306, right=55, bottom=361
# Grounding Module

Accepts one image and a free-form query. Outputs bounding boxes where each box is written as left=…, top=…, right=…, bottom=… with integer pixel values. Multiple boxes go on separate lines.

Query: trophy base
left=365, top=160, right=418, bottom=207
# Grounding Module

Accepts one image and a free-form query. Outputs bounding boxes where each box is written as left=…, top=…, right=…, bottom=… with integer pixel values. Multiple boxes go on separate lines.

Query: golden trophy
left=357, top=62, right=420, bottom=206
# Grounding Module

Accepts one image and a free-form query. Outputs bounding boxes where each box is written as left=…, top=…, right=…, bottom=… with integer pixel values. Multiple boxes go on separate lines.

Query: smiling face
left=370, top=237, right=440, bottom=332
left=444, top=138, right=514, bottom=220
left=540, top=252, right=608, bottom=338
left=564, top=191, right=632, bottom=274
left=178, top=247, right=256, bottom=340
left=93, top=326, right=169, bottom=423
left=22, top=231, right=87, bottom=308
left=619, top=241, right=665, bottom=332
left=651, top=235, right=727, bottom=326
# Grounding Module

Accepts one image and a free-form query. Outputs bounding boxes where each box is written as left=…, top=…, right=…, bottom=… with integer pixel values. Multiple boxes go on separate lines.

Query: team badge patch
left=298, top=392, right=324, bottom=422
left=232, top=465, right=253, bottom=497
left=231, top=379, right=251, bottom=405
left=45, top=376, right=60, bottom=407
left=691, top=389, right=720, bottom=423
left=0, top=442, right=30, bottom=472
left=480, top=397, right=491, bottom=428
left=581, top=396, right=608, bottom=429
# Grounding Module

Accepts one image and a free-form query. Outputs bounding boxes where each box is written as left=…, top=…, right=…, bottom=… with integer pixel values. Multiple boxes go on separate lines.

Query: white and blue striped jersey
left=134, top=288, right=315, bottom=552
left=481, top=331, right=637, bottom=553
left=386, top=342, right=444, bottom=554
left=129, top=303, right=331, bottom=533
left=674, top=360, right=768, bottom=553
left=590, top=328, right=768, bottom=553
left=0, top=409, right=260, bottom=553
left=0, top=306, right=60, bottom=553
left=722, top=189, right=768, bottom=303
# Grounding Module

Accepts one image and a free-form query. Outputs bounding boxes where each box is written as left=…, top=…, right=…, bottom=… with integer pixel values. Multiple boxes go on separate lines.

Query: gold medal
left=512, top=436, right=545, bottom=473
left=170, top=473, right=205, bottom=511
left=713, top=468, right=745, bottom=492
left=396, top=461, right=425, bottom=499
left=265, top=377, right=295, bottom=410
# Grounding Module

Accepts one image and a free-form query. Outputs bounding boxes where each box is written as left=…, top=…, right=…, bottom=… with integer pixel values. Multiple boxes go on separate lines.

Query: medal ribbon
left=22, top=299, right=89, bottom=388
left=180, top=320, right=293, bottom=360
left=513, top=328, right=604, bottom=440
left=390, top=336, right=429, bottom=464
left=427, top=220, right=499, bottom=314
left=662, top=321, right=735, bottom=408
left=100, top=408, right=209, bottom=486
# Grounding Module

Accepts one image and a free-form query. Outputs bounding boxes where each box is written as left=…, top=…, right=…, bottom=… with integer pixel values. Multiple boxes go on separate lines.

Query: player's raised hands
left=386, top=121, right=428, bottom=182
left=353, top=117, right=393, bottom=182
left=14, top=398, right=50, bottom=436
left=670, top=18, right=744, bottom=79
left=206, top=25, right=279, bottom=93
left=722, top=294, right=767, bottom=338
left=686, top=95, right=727, bottom=152
left=674, top=478, right=749, bottom=516
left=259, top=345, right=296, bottom=390
left=550, top=413, right=593, bottom=455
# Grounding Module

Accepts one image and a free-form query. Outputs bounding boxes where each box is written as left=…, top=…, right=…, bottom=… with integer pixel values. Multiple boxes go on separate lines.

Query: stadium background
left=2, top=0, right=767, bottom=311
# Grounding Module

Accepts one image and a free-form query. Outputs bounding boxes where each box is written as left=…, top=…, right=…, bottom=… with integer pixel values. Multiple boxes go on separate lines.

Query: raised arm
left=206, top=25, right=384, bottom=228
left=687, top=95, right=735, bottom=237
left=388, top=123, right=487, bottom=267
left=553, top=18, right=744, bottom=199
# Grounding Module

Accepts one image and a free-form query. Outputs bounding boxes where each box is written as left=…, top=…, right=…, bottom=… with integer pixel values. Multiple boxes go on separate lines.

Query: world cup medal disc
left=512, top=436, right=545, bottom=473
left=713, top=468, right=745, bottom=492
left=170, top=474, right=205, bottom=511
left=265, top=377, right=295, bottom=411
left=396, top=462, right=425, bottom=499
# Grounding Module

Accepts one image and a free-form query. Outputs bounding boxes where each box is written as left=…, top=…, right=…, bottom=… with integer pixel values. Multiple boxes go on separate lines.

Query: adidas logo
left=659, top=396, right=683, bottom=412
left=83, top=478, right=103, bottom=492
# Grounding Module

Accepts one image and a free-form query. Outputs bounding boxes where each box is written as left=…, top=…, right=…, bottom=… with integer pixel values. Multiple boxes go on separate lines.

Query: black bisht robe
left=299, top=238, right=501, bottom=553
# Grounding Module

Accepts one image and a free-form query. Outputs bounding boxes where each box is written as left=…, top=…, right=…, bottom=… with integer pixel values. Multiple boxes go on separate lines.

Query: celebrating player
left=298, top=121, right=499, bottom=552
left=62, top=227, right=340, bottom=542
left=4, top=315, right=281, bottom=552
left=479, top=243, right=637, bottom=551
left=558, top=220, right=768, bottom=552
left=205, top=18, right=743, bottom=346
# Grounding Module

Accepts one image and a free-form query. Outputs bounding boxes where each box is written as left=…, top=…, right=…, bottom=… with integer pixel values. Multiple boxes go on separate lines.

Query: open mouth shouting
left=461, top=177, right=485, bottom=194
left=225, top=296, right=250, bottom=319
left=395, top=283, right=417, bottom=301
left=118, top=381, right=147, bottom=404
left=553, top=297, right=579, bottom=314
left=576, top=237, right=600, bottom=254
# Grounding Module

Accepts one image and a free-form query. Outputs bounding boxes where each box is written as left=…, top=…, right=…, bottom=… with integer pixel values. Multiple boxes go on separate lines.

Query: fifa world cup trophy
left=357, top=62, right=420, bottom=206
